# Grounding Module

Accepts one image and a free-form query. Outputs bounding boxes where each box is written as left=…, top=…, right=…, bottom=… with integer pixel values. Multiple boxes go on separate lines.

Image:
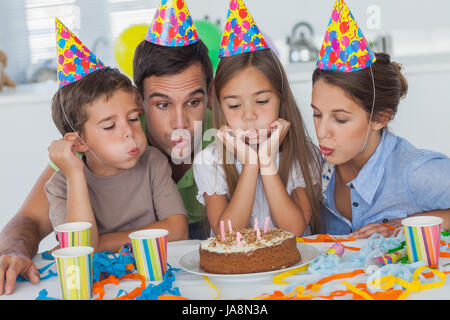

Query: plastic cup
left=402, top=216, right=443, bottom=267
left=129, top=229, right=168, bottom=281
left=54, top=222, right=92, bottom=248
left=53, top=246, right=94, bottom=300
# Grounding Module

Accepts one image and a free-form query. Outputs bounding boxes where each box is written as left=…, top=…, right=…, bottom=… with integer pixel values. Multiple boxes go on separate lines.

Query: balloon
left=114, top=24, right=149, bottom=78
left=331, top=38, right=340, bottom=51
left=329, top=52, right=338, bottom=64
left=341, top=36, right=350, bottom=47
left=340, top=21, right=349, bottom=34
left=195, top=20, right=222, bottom=74
left=351, top=40, right=360, bottom=53
left=339, top=51, right=348, bottom=62
left=359, top=39, right=366, bottom=51
left=332, top=9, right=340, bottom=22
left=330, top=30, right=338, bottom=40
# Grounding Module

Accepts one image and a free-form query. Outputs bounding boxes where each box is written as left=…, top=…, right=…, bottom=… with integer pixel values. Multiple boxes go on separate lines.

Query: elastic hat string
left=59, top=91, right=103, bottom=163
left=359, top=65, right=376, bottom=154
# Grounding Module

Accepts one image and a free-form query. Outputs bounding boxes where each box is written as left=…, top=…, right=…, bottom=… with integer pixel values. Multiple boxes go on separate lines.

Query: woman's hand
left=258, top=119, right=291, bottom=175
left=350, top=219, right=402, bottom=239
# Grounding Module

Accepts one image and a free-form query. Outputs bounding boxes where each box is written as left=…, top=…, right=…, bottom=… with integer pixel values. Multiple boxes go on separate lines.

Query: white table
left=1, top=239, right=449, bottom=300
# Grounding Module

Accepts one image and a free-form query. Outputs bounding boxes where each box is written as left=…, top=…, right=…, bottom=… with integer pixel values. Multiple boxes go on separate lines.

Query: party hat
left=219, top=0, right=269, bottom=58
left=145, top=0, right=199, bottom=47
left=55, top=18, right=104, bottom=88
left=317, top=0, right=376, bottom=72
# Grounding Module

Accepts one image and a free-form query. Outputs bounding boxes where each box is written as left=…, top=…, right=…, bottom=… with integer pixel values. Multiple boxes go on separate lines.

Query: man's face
left=142, top=62, right=208, bottom=162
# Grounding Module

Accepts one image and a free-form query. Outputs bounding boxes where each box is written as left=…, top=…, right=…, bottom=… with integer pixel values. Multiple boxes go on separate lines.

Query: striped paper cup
left=53, top=246, right=94, bottom=300
left=129, top=229, right=168, bottom=281
left=54, top=222, right=92, bottom=248
left=402, top=216, right=443, bottom=267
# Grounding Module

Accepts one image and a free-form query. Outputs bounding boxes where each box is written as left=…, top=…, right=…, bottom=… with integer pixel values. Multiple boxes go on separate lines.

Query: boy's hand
left=48, top=137, right=85, bottom=176
left=258, top=119, right=291, bottom=175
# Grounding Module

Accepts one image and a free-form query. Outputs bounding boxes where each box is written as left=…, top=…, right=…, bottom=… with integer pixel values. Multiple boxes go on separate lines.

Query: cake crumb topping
left=201, top=228, right=295, bottom=253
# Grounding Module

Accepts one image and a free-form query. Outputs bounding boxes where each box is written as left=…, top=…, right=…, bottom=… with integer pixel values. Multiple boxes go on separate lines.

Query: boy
left=46, top=66, right=187, bottom=252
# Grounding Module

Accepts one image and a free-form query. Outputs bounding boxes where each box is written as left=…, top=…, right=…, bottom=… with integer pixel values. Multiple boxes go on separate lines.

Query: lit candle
left=263, top=217, right=270, bottom=233
left=227, top=218, right=233, bottom=234
left=236, top=231, right=242, bottom=246
left=220, top=220, right=225, bottom=241
left=254, top=218, right=261, bottom=240
left=253, top=217, right=259, bottom=231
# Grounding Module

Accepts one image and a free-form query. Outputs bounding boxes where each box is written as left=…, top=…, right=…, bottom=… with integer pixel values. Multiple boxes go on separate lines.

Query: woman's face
left=311, top=79, right=375, bottom=165
left=219, top=66, right=280, bottom=144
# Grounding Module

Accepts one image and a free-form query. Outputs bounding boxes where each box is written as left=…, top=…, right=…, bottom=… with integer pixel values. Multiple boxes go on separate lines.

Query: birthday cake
left=199, top=228, right=300, bottom=274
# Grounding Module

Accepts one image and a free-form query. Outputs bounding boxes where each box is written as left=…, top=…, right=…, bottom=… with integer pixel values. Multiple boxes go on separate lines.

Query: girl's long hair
left=212, top=49, right=322, bottom=233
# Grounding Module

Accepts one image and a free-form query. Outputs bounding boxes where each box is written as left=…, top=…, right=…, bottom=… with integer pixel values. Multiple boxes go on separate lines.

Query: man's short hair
left=133, top=40, right=213, bottom=99
left=51, top=67, right=140, bottom=136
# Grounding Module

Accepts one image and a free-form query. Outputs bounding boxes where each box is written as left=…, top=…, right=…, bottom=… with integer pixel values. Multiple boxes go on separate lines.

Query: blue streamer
left=136, top=264, right=181, bottom=300
left=41, top=250, right=54, bottom=261
left=35, top=289, right=60, bottom=300
left=16, top=261, right=57, bottom=282
left=308, top=233, right=405, bottom=276
left=92, top=247, right=136, bottom=282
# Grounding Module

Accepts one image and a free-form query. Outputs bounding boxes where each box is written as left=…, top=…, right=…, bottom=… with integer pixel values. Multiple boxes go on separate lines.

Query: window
left=107, top=0, right=158, bottom=41
left=0, top=0, right=158, bottom=83
left=25, top=0, right=80, bottom=64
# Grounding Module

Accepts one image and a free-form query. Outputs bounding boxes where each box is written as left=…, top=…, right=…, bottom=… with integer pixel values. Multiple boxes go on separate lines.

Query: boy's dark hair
left=133, top=40, right=213, bottom=99
left=51, top=67, right=140, bottom=136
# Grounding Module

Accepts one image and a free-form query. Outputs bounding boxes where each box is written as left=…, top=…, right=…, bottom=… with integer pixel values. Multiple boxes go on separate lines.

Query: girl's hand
left=216, top=125, right=259, bottom=166
left=258, top=119, right=291, bottom=175
left=48, top=137, right=85, bottom=176
left=349, top=219, right=402, bottom=239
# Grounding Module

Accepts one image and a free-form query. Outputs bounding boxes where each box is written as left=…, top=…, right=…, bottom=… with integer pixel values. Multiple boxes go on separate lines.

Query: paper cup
left=53, top=246, right=94, bottom=300
left=129, top=229, right=168, bottom=281
left=402, top=216, right=443, bottom=267
left=54, top=222, right=92, bottom=248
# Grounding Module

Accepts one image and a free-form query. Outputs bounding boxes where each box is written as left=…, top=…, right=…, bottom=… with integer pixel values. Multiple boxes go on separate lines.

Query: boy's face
left=142, top=62, right=208, bottom=162
left=81, top=89, right=147, bottom=176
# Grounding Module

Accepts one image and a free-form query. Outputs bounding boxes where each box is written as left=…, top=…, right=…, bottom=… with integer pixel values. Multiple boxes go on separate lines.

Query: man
left=0, top=34, right=214, bottom=297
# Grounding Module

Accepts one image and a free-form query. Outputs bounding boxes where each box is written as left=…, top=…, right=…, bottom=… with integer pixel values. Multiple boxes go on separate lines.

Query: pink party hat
left=219, top=0, right=269, bottom=58
left=317, top=0, right=376, bottom=72
left=145, top=0, right=199, bottom=47
left=55, top=18, right=104, bottom=87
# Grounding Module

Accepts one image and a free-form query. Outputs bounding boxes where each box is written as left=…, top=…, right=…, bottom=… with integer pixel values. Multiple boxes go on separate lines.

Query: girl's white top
left=193, top=142, right=320, bottom=236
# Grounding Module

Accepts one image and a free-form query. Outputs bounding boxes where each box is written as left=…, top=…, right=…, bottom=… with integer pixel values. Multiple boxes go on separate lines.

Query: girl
left=193, top=49, right=322, bottom=237
left=312, top=52, right=450, bottom=238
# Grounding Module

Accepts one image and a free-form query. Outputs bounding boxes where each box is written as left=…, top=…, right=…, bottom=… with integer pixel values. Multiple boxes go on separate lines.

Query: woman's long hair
left=212, top=49, right=322, bottom=233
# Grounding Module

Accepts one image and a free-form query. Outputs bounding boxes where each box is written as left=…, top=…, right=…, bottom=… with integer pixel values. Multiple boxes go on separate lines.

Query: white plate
left=179, top=243, right=319, bottom=280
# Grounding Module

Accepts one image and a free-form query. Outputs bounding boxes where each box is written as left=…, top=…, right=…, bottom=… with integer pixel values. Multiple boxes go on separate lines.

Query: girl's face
left=81, top=89, right=147, bottom=176
left=219, top=66, right=280, bottom=144
left=311, top=79, right=376, bottom=165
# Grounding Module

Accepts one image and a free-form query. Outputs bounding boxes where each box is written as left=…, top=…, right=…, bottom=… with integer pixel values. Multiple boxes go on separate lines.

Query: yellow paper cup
left=129, top=229, right=168, bottom=281
left=54, top=222, right=92, bottom=248
left=53, top=246, right=94, bottom=300
left=402, top=216, right=443, bottom=267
